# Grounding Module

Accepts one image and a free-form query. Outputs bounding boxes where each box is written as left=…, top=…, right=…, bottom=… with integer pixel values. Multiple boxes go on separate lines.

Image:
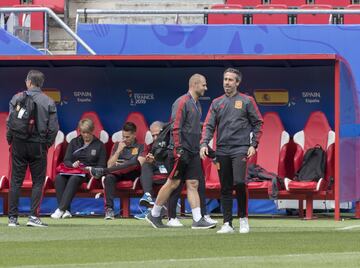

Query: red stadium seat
left=0, top=112, right=10, bottom=214
left=42, top=131, right=65, bottom=189
left=112, top=111, right=150, bottom=145
left=202, top=132, right=221, bottom=193
left=65, top=111, right=109, bottom=192
left=32, top=0, right=65, bottom=14
left=253, top=4, right=289, bottom=24
left=315, top=0, right=351, bottom=8
left=203, top=157, right=221, bottom=190
left=111, top=112, right=150, bottom=217
left=247, top=112, right=289, bottom=193
left=208, top=4, right=244, bottom=24
left=23, top=130, right=64, bottom=188
left=0, top=112, right=10, bottom=191
left=226, top=0, right=262, bottom=7
left=285, top=111, right=335, bottom=219
left=0, top=0, right=20, bottom=7
left=270, top=0, right=305, bottom=7
left=66, top=111, right=109, bottom=144
left=343, top=5, right=360, bottom=24
left=297, top=4, right=333, bottom=24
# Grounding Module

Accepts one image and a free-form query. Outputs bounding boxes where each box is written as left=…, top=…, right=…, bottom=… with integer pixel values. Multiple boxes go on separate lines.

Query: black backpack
left=151, top=121, right=173, bottom=162
left=8, top=92, right=36, bottom=140
left=295, top=145, right=326, bottom=182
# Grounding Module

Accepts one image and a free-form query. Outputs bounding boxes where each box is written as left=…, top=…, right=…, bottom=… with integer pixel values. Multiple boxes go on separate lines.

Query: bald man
left=146, top=74, right=216, bottom=230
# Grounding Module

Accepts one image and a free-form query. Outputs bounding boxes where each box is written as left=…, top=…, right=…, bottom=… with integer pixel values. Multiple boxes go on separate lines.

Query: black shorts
left=166, top=150, right=203, bottom=181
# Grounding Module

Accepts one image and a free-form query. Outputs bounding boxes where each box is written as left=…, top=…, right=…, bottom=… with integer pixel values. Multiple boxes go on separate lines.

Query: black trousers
left=55, top=174, right=87, bottom=211
left=104, top=171, right=139, bottom=209
left=9, top=140, right=47, bottom=217
left=217, top=154, right=247, bottom=225
left=139, top=162, right=166, bottom=196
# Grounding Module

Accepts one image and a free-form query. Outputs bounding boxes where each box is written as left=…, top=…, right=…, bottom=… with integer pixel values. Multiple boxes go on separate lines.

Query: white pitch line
left=9, top=252, right=360, bottom=268
left=337, top=225, right=360, bottom=230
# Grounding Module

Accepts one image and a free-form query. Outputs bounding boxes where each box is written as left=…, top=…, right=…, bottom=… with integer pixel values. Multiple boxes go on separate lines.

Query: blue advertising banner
left=76, top=24, right=360, bottom=105
left=0, top=65, right=334, bottom=135
left=0, top=28, right=42, bottom=55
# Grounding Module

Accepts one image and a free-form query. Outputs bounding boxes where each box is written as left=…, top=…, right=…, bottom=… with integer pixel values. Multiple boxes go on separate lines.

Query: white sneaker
left=51, top=208, right=64, bottom=219
left=239, top=217, right=250, bottom=234
left=204, top=215, right=218, bottom=225
left=216, top=222, right=234, bottom=234
left=167, top=218, right=184, bottom=227
left=62, top=210, right=72, bottom=219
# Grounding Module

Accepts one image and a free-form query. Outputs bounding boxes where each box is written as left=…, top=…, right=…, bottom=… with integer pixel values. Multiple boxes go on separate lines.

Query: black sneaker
left=104, top=208, right=115, bottom=220
left=26, top=216, right=48, bottom=227
left=8, top=216, right=19, bottom=227
left=145, top=213, right=168, bottom=229
left=89, top=167, right=105, bottom=179
left=192, top=217, right=216, bottom=230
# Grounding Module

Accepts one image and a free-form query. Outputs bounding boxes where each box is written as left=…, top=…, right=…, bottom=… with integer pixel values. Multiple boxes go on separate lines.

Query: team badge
left=131, top=148, right=138, bottom=155
left=234, top=100, right=243, bottom=109
left=91, top=149, right=96, bottom=156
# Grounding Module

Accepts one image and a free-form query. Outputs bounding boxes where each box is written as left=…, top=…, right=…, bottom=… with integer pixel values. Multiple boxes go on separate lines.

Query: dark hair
left=123, top=122, right=137, bottom=133
left=26, top=70, right=45, bottom=88
left=223, top=68, right=242, bottom=82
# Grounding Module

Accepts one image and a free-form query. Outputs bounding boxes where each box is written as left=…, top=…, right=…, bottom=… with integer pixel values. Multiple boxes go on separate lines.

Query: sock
left=192, top=207, right=202, bottom=222
left=151, top=204, right=162, bottom=217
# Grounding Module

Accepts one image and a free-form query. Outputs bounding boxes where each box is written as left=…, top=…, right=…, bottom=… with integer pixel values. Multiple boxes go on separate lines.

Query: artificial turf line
left=9, top=251, right=360, bottom=268
left=336, top=225, right=360, bottom=230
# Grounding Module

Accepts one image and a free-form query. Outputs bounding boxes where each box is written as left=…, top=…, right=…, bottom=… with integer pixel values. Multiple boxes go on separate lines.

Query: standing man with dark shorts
left=146, top=74, right=215, bottom=229
left=200, top=68, right=263, bottom=234
left=7, top=70, right=59, bottom=227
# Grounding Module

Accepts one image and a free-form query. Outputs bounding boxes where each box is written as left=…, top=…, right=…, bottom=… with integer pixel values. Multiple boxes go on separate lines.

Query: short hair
left=150, top=121, right=164, bottom=130
left=26, top=70, right=45, bottom=88
left=123, top=122, right=137, bottom=133
left=223, top=68, right=242, bottom=82
left=189, top=73, right=205, bottom=88
left=78, top=118, right=95, bottom=133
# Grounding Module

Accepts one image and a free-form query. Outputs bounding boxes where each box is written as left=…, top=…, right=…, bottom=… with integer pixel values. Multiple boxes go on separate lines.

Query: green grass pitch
left=0, top=217, right=360, bottom=267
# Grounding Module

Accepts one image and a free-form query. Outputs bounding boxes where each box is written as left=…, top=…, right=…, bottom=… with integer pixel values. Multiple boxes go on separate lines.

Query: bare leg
left=186, top=179, right=200, bottom=209
left=154, top=179, right=181, bottom=207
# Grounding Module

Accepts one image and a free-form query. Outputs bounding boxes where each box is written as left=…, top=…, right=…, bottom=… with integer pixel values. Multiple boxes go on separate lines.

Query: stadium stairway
left=48, top=0, right=221, bottom=55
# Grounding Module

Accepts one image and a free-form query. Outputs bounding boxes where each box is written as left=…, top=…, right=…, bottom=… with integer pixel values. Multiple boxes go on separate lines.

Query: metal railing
left=0, top=7, right=96, bottom=55
left=76, top=8, right=360, bottom=25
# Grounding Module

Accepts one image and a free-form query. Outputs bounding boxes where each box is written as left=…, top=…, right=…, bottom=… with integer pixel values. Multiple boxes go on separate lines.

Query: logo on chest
left=131, top=148, right=139, bottom=155
left=234, top=100, right=243, bottom=109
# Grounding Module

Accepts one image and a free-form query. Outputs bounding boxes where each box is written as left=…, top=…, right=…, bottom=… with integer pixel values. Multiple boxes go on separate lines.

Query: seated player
left=89, top=122, right=144, bottom=220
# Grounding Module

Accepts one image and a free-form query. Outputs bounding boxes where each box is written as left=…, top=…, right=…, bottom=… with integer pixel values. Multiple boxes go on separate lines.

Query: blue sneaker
left=134, top=208, right=151, bottom=220
left=139, top=193, right=154, bottom=208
